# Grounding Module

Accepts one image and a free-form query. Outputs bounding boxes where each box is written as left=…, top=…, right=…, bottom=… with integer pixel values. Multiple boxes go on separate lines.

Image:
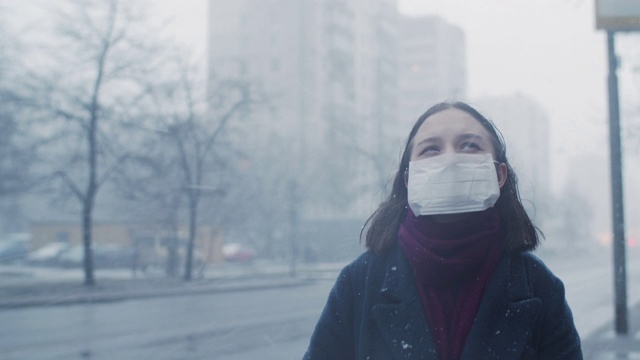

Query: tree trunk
left=82, top=194, right=95, bottom=286
left=164, top=198, right=180, bottom=277
left=81, top=30, right=104, bottom=286
left=166, top=225, right=179, bottom=277
left=183, top=194, right=198, bottom=281
left=83, top=97, right=99, bottom=286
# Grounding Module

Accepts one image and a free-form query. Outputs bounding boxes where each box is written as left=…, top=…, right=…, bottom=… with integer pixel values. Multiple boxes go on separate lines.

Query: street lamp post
left=606, top=30, right=628, bottom=335
left=595, top=0, right=640, bottom=335
left=288, top=179, right=298, bottom=278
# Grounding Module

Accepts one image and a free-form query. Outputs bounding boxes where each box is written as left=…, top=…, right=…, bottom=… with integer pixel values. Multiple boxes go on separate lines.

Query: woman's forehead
left=415, top=108, right=491, bottom=138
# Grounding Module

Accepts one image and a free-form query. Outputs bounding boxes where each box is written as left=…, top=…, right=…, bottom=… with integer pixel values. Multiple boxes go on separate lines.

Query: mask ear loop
left=404, top=169, right=409, bottom=187
left=493, top=160, right=507, bottom=187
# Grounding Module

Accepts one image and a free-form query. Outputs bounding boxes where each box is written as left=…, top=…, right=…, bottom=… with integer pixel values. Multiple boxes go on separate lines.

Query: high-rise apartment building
left=208, top=0, right=398, bottom=219
left=397, top=15, right=466, bottom=132
left=208, top=5, right=469, bottom=220
left=474, top=94, right=551, bottom=220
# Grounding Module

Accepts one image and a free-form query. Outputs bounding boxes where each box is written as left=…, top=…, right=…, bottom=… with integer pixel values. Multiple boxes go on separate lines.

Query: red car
left=222, top=243, right=256, bottom=262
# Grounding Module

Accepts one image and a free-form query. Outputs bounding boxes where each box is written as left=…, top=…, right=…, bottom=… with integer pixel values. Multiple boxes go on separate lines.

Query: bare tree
left=226, top=132, right=295, bottom=261
left=0, top=43, right=30, bottom=198
left=0, top=108, right=35, bottom=197
left=0, top=95, right=37, bottom=234
left=0, top=6, right=49, bottom=233
left=29, top=0, right=161, bottom=286
left=109, top=139, right=184, bottom=276
left=132, top=59, right=253, bottom=281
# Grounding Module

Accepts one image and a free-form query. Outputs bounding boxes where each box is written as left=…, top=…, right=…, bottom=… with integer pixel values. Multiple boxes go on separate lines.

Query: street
left=0, top=279, right=333, bottom=360
left=542, top=247, right=640, bottom=339
left=0, top=247, right=638, bottom=359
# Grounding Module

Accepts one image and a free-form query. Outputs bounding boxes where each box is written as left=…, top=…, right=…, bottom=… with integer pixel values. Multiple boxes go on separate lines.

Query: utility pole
left=595, top=0, right=638, bottom=335
left=288, top=179, right=298, bottom=277
left=606, top=30, right=628, bottom=334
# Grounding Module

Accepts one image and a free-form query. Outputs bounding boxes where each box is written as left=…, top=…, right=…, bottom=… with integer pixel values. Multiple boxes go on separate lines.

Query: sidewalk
left=0, top=262, right=343, bottom=309
left=582, top=301, right=640, bottom=359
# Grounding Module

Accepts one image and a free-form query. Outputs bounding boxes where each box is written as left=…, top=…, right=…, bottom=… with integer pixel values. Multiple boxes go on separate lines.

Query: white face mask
left=407, top=153, right=501, bottom=216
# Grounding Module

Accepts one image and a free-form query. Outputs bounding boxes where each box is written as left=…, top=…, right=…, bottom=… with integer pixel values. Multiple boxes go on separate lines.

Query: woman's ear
left=404, top=169, right=408, bottom=187
left=497, top=163, right=508, bottom=188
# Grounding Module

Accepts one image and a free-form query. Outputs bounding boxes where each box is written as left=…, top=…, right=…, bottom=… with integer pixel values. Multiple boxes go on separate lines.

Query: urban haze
left=0, top=0, right=639, bottom=359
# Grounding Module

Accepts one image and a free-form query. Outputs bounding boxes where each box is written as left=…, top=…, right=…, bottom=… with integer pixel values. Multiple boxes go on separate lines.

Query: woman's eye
left=460, top=142, right=481, bottom=152
left=420, top=146, right=440, bottom=155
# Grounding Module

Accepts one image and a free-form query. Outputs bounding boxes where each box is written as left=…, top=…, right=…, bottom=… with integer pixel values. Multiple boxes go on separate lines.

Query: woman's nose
left=441, top=144, right=457, bottom=154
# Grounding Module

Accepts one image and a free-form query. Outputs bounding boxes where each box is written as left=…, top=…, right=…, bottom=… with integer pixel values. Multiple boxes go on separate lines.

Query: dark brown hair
left=362, top=101, right=542, bottom=253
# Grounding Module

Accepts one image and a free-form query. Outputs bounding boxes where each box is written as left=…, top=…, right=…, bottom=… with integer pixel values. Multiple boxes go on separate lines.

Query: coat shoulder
left=341, top=247, right=395, bottom=276
left=348, top=249, right=377, bottom=268
left=513, top=253, right=583, bottom=358
left=513, top=251, right=567, bottom=303
left=518, top=252, right=560, bottom=283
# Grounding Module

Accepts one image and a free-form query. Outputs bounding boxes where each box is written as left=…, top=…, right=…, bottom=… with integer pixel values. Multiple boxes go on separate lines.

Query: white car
left=27, top=243, right=70, bottom=266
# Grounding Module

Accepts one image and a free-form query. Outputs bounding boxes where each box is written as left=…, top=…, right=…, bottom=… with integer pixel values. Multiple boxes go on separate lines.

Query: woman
left=303, top=102, right=582, bottom=359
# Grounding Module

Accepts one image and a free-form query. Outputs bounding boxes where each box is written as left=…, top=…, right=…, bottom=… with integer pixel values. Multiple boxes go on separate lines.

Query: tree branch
left=54, top=170, right=85, bottom=202
left=202, top=90, right=249, bottom=160
left=96, top=154, right=129, bottom=190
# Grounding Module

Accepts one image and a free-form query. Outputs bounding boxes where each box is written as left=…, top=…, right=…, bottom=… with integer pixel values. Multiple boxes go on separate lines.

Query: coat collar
left=461, top=250, right=541, bottom=358
left=371, top=244, right=439, bottom=359
left=371, top=245, right=541, bottom=359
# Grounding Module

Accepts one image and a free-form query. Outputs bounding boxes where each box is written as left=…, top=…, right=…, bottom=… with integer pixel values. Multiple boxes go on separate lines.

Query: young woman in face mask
left=303, top=102, right=582, bottom=360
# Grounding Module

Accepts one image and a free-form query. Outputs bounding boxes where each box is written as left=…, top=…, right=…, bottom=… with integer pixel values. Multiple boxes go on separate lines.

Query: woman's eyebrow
left=458, top=133, right=486, bottom=142
left=415, top=136, right=441, bottom=147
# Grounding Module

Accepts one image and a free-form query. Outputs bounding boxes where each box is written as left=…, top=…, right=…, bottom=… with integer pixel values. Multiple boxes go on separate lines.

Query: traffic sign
left=596, top=0, right=640, bottom=31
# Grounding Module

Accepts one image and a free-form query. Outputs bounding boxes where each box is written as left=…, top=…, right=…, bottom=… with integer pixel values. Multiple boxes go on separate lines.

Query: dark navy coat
left=304, top=243, right=582, bottom=359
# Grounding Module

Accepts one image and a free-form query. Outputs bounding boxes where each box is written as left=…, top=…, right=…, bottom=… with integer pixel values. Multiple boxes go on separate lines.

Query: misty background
left=0, top=0, right=639, bottom=277
left=1, top=1, right=640, bottom=359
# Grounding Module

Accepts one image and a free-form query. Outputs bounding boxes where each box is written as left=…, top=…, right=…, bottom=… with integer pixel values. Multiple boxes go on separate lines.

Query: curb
left=582, top=301, right=640, bottom=359
left=0, top=277, right=316, bottom=309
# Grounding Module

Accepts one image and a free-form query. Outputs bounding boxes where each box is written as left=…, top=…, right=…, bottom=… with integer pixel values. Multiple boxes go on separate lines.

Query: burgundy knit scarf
left=398, top=207, right=503, bottom=360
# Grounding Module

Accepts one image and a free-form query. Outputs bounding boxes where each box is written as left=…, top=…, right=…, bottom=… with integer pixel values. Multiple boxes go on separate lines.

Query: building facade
left=208, top=0, right=398, bottom=219
left=397, top=15, right=466, bottom=133
left=473, top=94, right=551, bottom=224
left=208, top=3, right=469, bottom=225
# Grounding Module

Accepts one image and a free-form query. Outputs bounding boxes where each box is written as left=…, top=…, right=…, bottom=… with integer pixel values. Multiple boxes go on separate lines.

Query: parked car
left=222, top=243, right=256, bottom=262
left=27, top=243, right=70, bottom=266
left=0, top=238, right=30, bottom=264
left=57, top=244, right=134, bottom=269
left=55, top=245, right=83, bottom=268
left=95, top=244, right=134, bottom=268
